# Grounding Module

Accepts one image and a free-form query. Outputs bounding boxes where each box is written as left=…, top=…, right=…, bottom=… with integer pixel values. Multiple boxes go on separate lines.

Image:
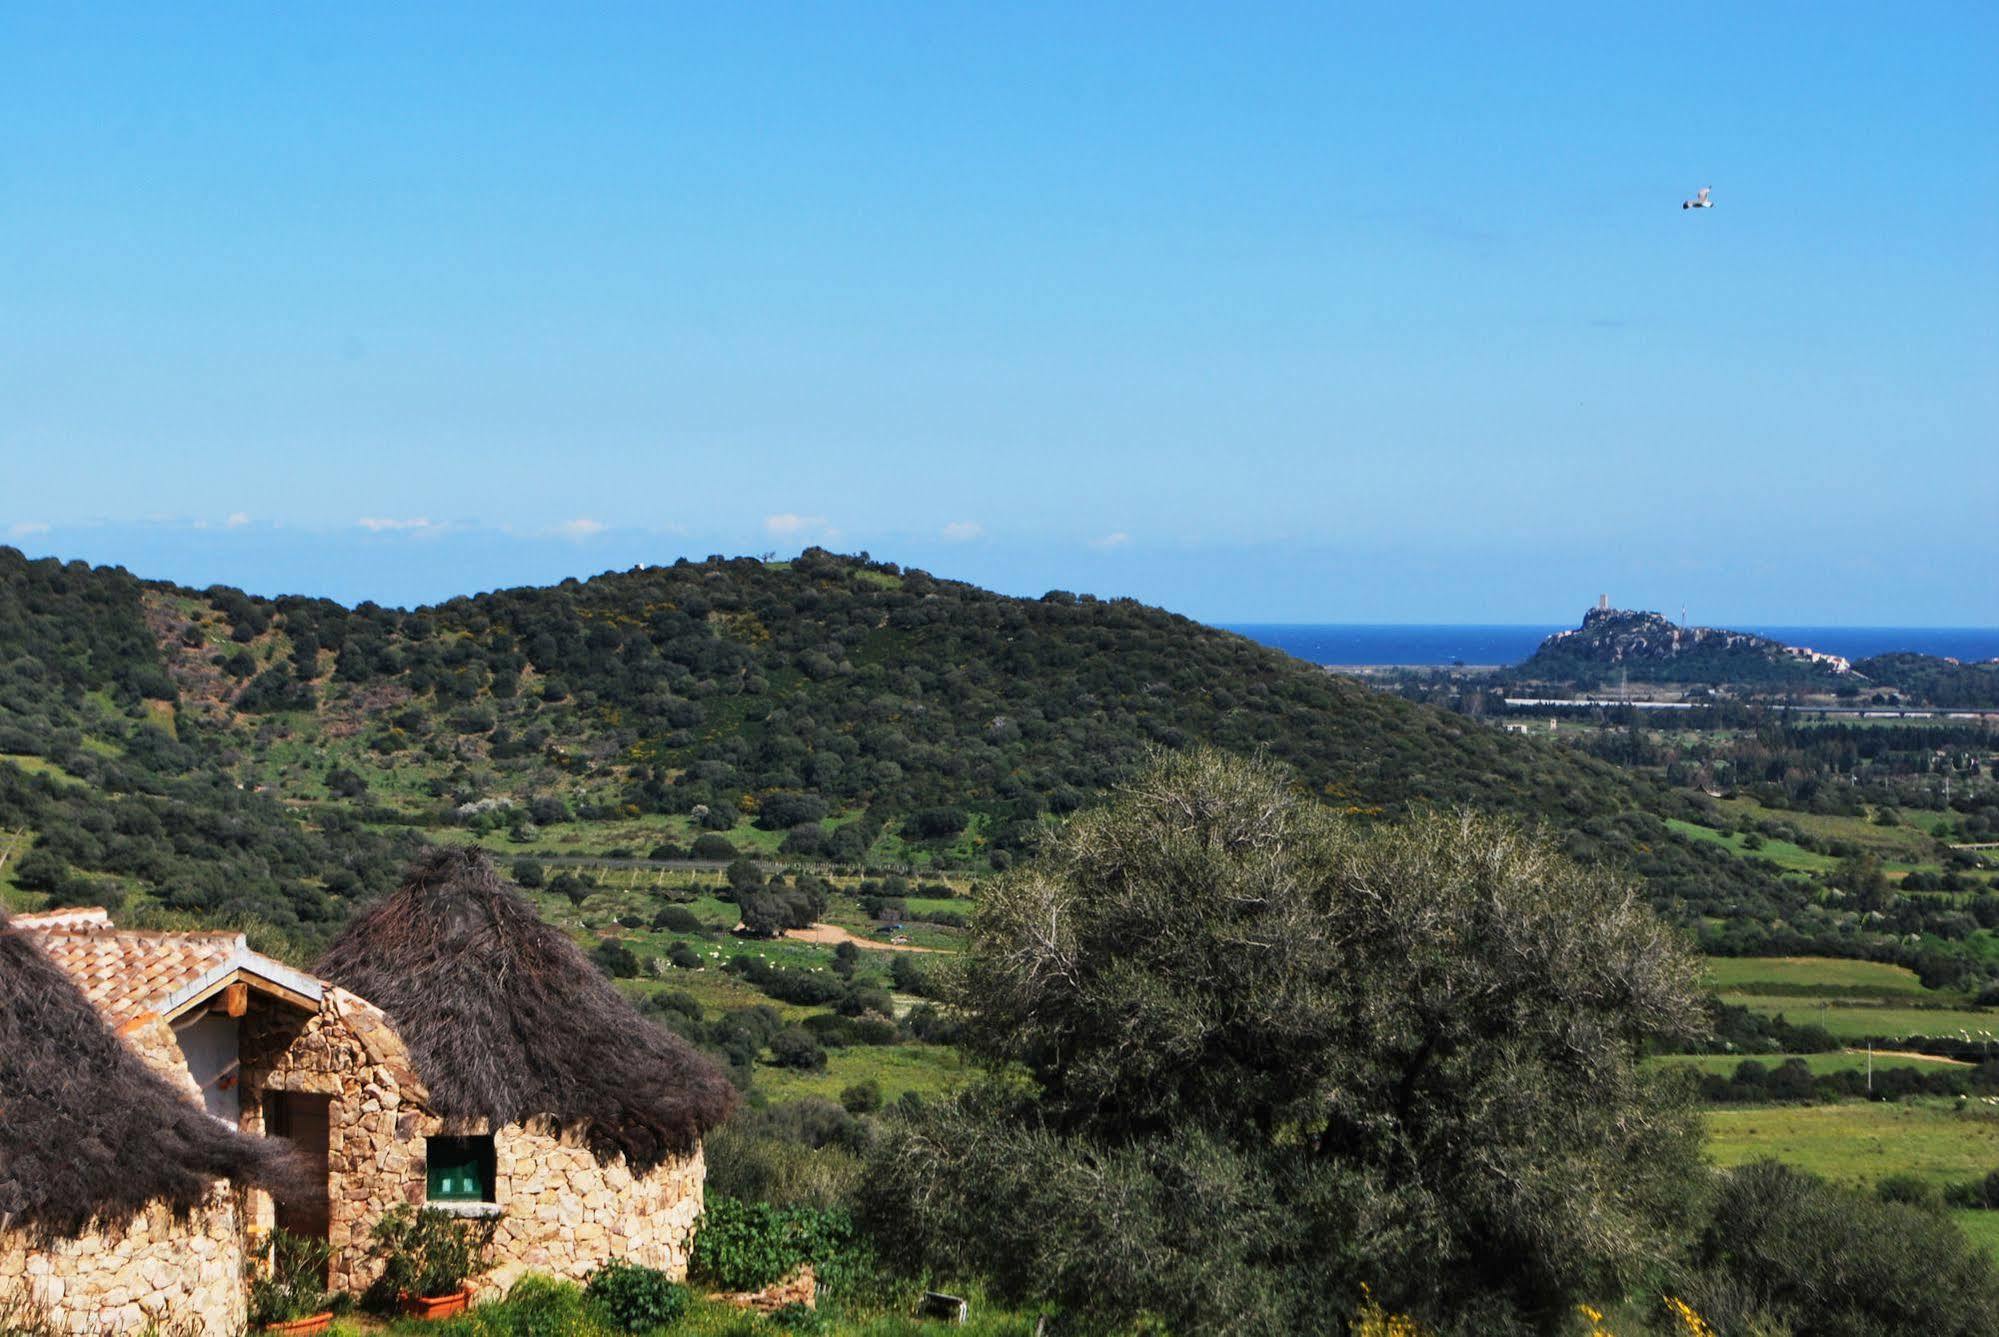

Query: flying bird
left=1682, top=186, right=1713, bottom=210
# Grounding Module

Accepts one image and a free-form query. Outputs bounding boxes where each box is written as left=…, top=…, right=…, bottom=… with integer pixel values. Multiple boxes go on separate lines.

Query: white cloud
left=941, top=521, right=985, bottom=543
left=552, top=517, right=607, bottom=541
left=1089, top=531, right=1132, bottom=550
left=764, top=513, right=829, bottom=537
left=357, top=516, right=436, bottom=533
left=224, top=512, right=251, bottom=529
left=7, top=521, right=51, bottom=540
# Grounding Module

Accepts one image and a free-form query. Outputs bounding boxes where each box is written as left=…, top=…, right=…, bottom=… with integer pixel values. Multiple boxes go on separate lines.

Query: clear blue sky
left=3, top=3, right=1993, bottom=623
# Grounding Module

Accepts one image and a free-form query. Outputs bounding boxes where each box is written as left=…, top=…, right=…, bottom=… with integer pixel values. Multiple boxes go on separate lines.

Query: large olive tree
left=863, top=749, right=1708, bottom=1334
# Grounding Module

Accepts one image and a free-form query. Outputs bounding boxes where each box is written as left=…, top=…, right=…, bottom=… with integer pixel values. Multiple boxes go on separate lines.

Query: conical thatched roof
left=316, top=848, right=736, bottom=1168
left=0, top=909, right=300, bottom=1241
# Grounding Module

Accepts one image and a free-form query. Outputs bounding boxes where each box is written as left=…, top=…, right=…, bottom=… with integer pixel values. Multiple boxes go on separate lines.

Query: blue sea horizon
left=1220, top=624, right=1999, bottom=669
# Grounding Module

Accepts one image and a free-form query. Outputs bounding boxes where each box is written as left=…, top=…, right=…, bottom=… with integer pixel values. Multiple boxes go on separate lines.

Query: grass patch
left=327, top=1289, right=1040, bottom=1335
left=1703, top=955, right=1932, bottom=997
left=1954, top=1209, right=1999, bottom=1258
left=1713, top=796, right=1942, bottom=861
left=1667, top=818, right=1837, bottom=874
left=1653, top=1050, right=1968, bottom=1076
left=0, top=754, right=86, bottom=785
left=755, top=1042, right=968, bottom=1105
left=1706, top=1100, right=1999, bottom=1187
left=1718, top=995, right=1999, bottom=1042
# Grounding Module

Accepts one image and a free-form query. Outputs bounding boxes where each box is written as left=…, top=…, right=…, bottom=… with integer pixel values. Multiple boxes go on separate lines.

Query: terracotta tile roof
left=27, top=928, right=247, bottom=1024
left=11, top=906, right=114, bottom=932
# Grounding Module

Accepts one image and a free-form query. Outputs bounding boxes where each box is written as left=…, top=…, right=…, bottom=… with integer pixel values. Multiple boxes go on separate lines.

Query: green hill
left=0, top=545, right=1801, bottom=945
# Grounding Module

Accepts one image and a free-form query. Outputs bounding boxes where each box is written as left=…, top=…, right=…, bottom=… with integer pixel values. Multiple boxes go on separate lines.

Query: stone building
left=312, top=848, right=737, bottom=1293
left=0, top=908, right=295, bottom=1334
left=6, top=848, right=734, bottom=1320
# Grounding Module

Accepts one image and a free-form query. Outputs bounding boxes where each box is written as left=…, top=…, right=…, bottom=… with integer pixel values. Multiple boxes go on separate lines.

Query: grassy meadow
left=1653, top=1050, right=1967, bottom=1077
left=1705, top=1100, right=1999, bottom=1188
left=1702, top=953, right=1999, bottom=1042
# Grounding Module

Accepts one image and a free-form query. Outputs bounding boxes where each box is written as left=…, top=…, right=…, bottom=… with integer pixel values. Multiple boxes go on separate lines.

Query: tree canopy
left=863, top=749, right=1710, bottom=1335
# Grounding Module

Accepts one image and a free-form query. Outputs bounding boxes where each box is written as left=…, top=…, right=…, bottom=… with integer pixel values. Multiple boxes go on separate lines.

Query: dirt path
left=785, top=922, right=941, bottom=954
left=1849, top=1047, right=1973, bottom=1067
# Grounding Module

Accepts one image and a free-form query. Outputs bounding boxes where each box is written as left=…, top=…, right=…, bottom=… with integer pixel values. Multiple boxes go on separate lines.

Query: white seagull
left=1682, top=186, right=1713, bottom=210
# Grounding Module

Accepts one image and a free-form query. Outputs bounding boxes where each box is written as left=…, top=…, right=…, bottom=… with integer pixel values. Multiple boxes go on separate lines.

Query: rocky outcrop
left=1521, top=606, right=1851, bottom=683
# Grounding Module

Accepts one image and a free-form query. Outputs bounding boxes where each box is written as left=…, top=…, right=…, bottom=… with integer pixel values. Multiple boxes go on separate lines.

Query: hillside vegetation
left=0, top=545, right=1799, bottom=943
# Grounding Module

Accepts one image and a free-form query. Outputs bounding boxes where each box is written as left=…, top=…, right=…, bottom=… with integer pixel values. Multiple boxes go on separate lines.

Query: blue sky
left=3, top=3, right=1993, bottom=623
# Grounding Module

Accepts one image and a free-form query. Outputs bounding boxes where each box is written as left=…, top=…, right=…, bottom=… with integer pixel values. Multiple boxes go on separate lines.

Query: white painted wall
left=172, top=1013, right=241, bottom=1124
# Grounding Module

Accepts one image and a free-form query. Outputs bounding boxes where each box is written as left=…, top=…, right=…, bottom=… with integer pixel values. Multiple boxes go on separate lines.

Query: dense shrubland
left=1, top=545, right=1813, bottom=953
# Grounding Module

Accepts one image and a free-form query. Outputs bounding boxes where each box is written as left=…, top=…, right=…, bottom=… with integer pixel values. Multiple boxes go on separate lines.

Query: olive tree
left=862, top=748, right=1707, bottom=1334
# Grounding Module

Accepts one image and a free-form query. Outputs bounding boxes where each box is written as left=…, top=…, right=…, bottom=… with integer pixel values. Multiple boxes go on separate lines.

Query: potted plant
left=368, top=1205, right=490, bottom=1320
left=248, top=1228, right=334, bottom=1335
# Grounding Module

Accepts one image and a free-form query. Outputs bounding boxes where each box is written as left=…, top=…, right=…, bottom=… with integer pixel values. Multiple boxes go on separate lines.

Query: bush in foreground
left=861, top=748, right=1710, bottom=1336
left=584, top=1260, right=689, bottom=1332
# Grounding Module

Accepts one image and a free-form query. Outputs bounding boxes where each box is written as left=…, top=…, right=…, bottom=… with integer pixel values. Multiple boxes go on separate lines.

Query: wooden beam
left=211, top=982, right=249, bottom=1017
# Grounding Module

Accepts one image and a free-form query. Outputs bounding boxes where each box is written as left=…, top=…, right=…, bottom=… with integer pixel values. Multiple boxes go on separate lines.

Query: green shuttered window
left=426, top=1136, right=494, bottom=1203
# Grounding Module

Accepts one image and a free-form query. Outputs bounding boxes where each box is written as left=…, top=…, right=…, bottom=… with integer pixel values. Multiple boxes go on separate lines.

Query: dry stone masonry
left=0, top=1190, right=246, bottom=1336
left=240, top=987, right=705, bottom=1294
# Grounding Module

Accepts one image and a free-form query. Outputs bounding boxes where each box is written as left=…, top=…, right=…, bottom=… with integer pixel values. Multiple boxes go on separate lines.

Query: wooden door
left=264, top=1091, right=333, bottom=1245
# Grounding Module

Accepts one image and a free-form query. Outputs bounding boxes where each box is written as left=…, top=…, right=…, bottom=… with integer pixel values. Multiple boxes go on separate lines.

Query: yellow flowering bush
left=1351, top=1284, right=1427, bottom=1336
left=1575, top=1296, right=1715, bottom=1337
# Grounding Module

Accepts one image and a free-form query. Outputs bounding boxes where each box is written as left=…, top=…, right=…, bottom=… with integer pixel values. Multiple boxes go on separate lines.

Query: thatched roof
left=0, top=909, right=300, bottom=1241
left=316, top=848, right=736, bottom=1168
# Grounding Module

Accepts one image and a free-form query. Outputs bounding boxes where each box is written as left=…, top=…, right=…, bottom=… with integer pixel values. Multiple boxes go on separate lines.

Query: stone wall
left=481, top=1126, right=705, bottom=1291
left=0, top=1189, right=246, bottom=1335
left=119, top=1012, right=202, bottom=1102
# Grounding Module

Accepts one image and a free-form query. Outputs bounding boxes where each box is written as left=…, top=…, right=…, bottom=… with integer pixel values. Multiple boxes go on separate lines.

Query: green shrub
left=703, top=1115, right=864, bottom=1212
left=653, top=905, right=704, bottom=933
left=691, top=834, right=739, bottom=861
left=367, top=1205, right=491, bottom=1300
left=464, top=1274, right=606, bottom=1336
left=766, top=1028, right=826, bottom=1071
left=690, top=1196, right=870, bottom=1296
left=247, top=1227, right=332, bottom=1326
left=763, top=1301, right=826, bottom=1334
left=584, top=1260, right=688, bottom=1332
left=839, top=1080, right=883, bottom=1115
left=1874, top=1173, right=1940, bottom=1208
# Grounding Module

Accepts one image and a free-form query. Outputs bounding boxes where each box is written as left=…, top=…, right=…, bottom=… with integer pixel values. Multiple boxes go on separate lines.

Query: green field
left=1722, top=995, right=1999, bottom=1042
left=1706, top=1100, right=1999, bottom=1187
left=754, top=1041, right=968, bottom=1104
left=1655, top=1050, right=1966, bottom=1076
left=1699, top=954, right=1999, bottom=1042
left=1955, top=1210, right=1999, bottom=1256
left=1668, top=818, right=1836, bottom=874
left=1714, top=796, right=1944, bottom=863
left=1703, top=955, right=1932, bottom=996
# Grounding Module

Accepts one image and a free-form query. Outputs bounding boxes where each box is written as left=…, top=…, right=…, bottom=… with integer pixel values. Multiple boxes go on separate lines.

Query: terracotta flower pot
left=401, top=1288, right=471, bottom=1320
left=262, top=1313, right=333, bottom=1336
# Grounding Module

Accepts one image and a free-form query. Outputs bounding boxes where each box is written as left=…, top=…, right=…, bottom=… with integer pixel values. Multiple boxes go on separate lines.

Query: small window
left=426, top=1136, right=495, bottom=1203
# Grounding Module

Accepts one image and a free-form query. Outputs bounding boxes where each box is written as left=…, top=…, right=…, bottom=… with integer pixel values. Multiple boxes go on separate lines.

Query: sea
left=1220, top=624, right=1999, bottom=669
